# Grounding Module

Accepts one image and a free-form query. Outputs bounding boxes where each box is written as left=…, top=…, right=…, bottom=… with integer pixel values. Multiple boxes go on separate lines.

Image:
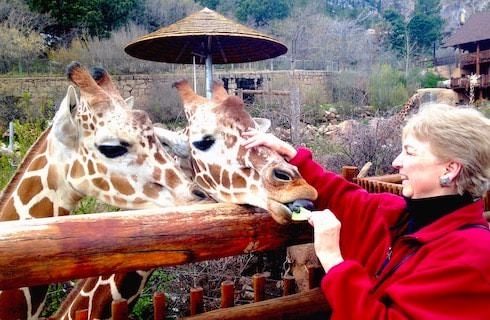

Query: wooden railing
left=0, top=203, right=329, bottom=319
left=344, top=166, right=490, bottom=218
left=460, top=49, right=490, bottom=66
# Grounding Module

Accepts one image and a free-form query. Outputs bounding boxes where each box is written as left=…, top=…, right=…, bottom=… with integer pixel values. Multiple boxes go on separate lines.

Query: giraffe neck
left=0, top=127, right=84, bottom=320
left=0, top=127, right=82, bottom=222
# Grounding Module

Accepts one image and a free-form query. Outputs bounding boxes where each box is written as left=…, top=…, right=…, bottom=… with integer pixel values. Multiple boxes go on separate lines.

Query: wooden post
left=307, top=266, right=323, bottom=290
left=220, top=280, right=235, bottom=308
left=341, top=166, right=359, bottom=182
left=112, top=299, right=128, bottom=320
left=282, top=275, right=295, bottom=296
left=190, top=287, right=204, bottom=315
left=184, top=288, right=330, bottom=320
left=252, top=273, right=266, bottom=302
left=153, top=292, right=166, bottom=320
left=75, top=309, right=88, bottom=320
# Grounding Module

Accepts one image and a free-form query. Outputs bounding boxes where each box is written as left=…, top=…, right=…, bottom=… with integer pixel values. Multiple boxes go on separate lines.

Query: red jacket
left=289, top=148, right=490, bottom=320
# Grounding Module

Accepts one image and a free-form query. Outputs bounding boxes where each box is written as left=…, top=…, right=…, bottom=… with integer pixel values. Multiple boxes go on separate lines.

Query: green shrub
left=368, top=64, right=408, bottom=113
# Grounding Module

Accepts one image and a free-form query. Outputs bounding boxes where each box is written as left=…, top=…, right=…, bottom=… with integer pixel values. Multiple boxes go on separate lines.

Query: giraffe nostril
left=272, top=168, right=292, bottom=181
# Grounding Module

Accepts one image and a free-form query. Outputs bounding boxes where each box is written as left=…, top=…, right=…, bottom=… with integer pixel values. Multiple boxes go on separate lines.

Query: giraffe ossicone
left=157, top=79, right=318, bottom=224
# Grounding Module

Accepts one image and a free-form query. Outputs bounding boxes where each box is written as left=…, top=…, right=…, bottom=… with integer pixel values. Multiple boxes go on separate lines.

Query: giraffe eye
left=97, top=144, right=129, bottom=158
left=273, top=169, right=292, bottom=181
left=192, top=135, right=215, bottom=151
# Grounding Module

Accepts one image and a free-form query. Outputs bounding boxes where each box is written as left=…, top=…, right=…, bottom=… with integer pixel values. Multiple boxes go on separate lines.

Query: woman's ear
left=445, top=161, right=462, bottom=180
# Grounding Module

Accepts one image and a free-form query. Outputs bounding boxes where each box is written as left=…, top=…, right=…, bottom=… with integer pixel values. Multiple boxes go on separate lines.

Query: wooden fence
left=1, top=167, right=488, bottom=319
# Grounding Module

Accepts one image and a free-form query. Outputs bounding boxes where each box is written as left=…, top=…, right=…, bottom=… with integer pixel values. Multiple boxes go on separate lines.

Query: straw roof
left=124, top=8, right=287, bottom=64
left=443, top=11, right=490, bottom=48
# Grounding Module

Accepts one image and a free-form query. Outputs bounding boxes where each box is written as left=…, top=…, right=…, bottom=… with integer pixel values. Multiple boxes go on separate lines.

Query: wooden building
left=442, top=11, right=490, bottom=101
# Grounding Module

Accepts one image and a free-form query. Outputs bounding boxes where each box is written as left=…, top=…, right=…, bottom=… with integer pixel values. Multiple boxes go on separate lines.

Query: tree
left=26, top=0, right=141, bottom=38
left=383, top=0, right=443, bottom=74
left=235, top=0, right=290, bottom=26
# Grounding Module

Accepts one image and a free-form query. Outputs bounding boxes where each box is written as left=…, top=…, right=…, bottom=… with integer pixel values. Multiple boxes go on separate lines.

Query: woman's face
left=392, top=133, right=449, bottom=199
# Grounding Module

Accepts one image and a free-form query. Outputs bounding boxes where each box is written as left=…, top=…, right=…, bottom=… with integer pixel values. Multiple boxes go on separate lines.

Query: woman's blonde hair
left=403, top=103, right=490, bottom=197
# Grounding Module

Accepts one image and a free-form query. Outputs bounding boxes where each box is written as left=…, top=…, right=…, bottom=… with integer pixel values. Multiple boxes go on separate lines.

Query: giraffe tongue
left=288, top=199, right=315, bottom=214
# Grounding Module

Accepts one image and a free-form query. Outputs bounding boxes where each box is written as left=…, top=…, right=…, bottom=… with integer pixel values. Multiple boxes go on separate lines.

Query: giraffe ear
left=212, top=80, right=228, bottom=103
left=124, top=96, right=134, bottom=109
left=153, top=126, right=190, bottom=158
left=253, top=118, right=271, bottom=132
left=53, top=85, right=79, bottom=148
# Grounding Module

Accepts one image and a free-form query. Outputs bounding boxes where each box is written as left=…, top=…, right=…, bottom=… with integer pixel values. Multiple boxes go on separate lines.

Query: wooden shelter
left=442, top=11, right=490, bottom=100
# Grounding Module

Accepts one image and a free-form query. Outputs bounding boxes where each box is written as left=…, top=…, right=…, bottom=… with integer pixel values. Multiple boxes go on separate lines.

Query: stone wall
left=0, top=70, right=335, bottom=116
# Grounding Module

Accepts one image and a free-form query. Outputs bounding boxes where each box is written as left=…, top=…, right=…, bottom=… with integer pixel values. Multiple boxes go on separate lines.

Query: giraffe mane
left=0, top=126, right=51, bottom=215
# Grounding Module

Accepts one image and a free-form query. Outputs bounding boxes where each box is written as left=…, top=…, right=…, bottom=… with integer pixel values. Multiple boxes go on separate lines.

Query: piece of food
left=291, top=207, right=312, bottom=221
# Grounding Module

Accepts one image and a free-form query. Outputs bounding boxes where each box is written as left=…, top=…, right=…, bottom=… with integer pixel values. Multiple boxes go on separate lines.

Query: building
left=441, top=11, right=490, bottom=101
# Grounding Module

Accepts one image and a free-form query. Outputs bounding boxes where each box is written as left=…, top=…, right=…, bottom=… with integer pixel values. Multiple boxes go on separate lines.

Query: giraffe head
left=163, top=80, right=317, bottom=224
left=52, top=62, right=204, bottom=209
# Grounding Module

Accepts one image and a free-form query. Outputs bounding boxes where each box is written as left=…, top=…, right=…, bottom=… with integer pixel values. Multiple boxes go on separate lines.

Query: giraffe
left=0, top=62, right=204, bottom=320
left=157, top=79, right=319, bottom=225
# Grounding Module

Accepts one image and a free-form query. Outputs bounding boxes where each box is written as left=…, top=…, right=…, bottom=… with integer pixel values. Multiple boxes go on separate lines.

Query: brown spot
left=250, top=184, right=259, bottom=193
left=209, top=164, right=222, bottom=183
left=116, top=272, right=144, bottom=300
left=140, top=142, right=146, bottom=148
left=113, top=197, right=128, bottom=207
left=82, top=277, right=98, bottom=293
left=70, top=160, right=85, bottom=178
left=18, top=176, right=43, bottom=205
left=143, top=183, right=160, bottom=199
left=87, top=160, right=95, bottom=175
left=1, top=198, right=19, bottom=221
left=82, top=123, right=89, bottom=130
left=224, top=133, right=238, bottom=148
left=28, top=156, right=47, bottom=171
left=82, top=115, right=89, bottom=121
left=58, top=207, right=70, bottom=216
left=92, top=178, right=110, bottom=191
left=222, top=170, right=230, bottom=188
left=47, top=165, right=58, bottom=190
left=203, top=174, right=217, bottom=189
left=0, top=289, right=28, bottom=319
left=196, top=176, right=211, bottom=189
left=136, top=154, right=147, bottom=165
left=30, top=286, right=49, bottom=316
left=152, top=167, right=162, bottom=181
left=38, top=139, right=48, bottom=154
left=154, top=152, right=167, bottom=164
left=97, top=163, right=107, bottom=174
left=83, top=130, right=91, bottom=137
left=90, top=123, right=95, bottom=130
left=111, top=176, right=135, bottom=195
left=99, top=121, right=104, bottom=126
left=133, top=197, right=146, bottom=205
left=232, top=173, right=247, bottom=189
left=29, top=197, right=54, bottom=218
left=165, top=169, right=182, bottom=189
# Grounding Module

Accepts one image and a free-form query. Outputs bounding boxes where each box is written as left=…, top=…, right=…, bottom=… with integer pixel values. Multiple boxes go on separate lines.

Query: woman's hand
left=309, top=209, right=344, bottom=272
left=241, top=128, right=297, bottom=161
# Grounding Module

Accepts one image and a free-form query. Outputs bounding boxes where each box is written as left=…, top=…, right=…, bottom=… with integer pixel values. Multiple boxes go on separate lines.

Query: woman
left=242, top=104, right=490, bottom=319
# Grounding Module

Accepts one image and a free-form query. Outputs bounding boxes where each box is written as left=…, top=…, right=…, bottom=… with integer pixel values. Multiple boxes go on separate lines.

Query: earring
left=439, top=175, right=451, bottom=187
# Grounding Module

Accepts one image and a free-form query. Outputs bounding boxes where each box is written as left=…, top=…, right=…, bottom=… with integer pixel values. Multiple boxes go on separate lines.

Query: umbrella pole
left=193, top=55, right=197, bottom=93
left=205, top=53, right=213, bottom=99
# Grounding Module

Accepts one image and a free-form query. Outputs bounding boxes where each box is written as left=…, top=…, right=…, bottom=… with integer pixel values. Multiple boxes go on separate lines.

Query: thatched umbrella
left=124, top=7, right=287, bottom=98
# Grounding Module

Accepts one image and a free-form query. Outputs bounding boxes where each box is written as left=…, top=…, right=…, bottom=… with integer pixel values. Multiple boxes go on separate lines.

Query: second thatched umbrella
left=124, top=7, right=287, bottom=98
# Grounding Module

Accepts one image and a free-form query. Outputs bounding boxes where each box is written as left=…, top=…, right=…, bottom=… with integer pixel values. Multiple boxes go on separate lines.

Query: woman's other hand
left=309, top=209, right=344, bottom=272
left=241, top=128, right=297, bottom=161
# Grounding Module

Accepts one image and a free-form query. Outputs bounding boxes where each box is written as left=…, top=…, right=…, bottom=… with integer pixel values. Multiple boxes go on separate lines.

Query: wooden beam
left=184, top=288, right=330, bottom=320
left=0, top=203, right=312, bottom=290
